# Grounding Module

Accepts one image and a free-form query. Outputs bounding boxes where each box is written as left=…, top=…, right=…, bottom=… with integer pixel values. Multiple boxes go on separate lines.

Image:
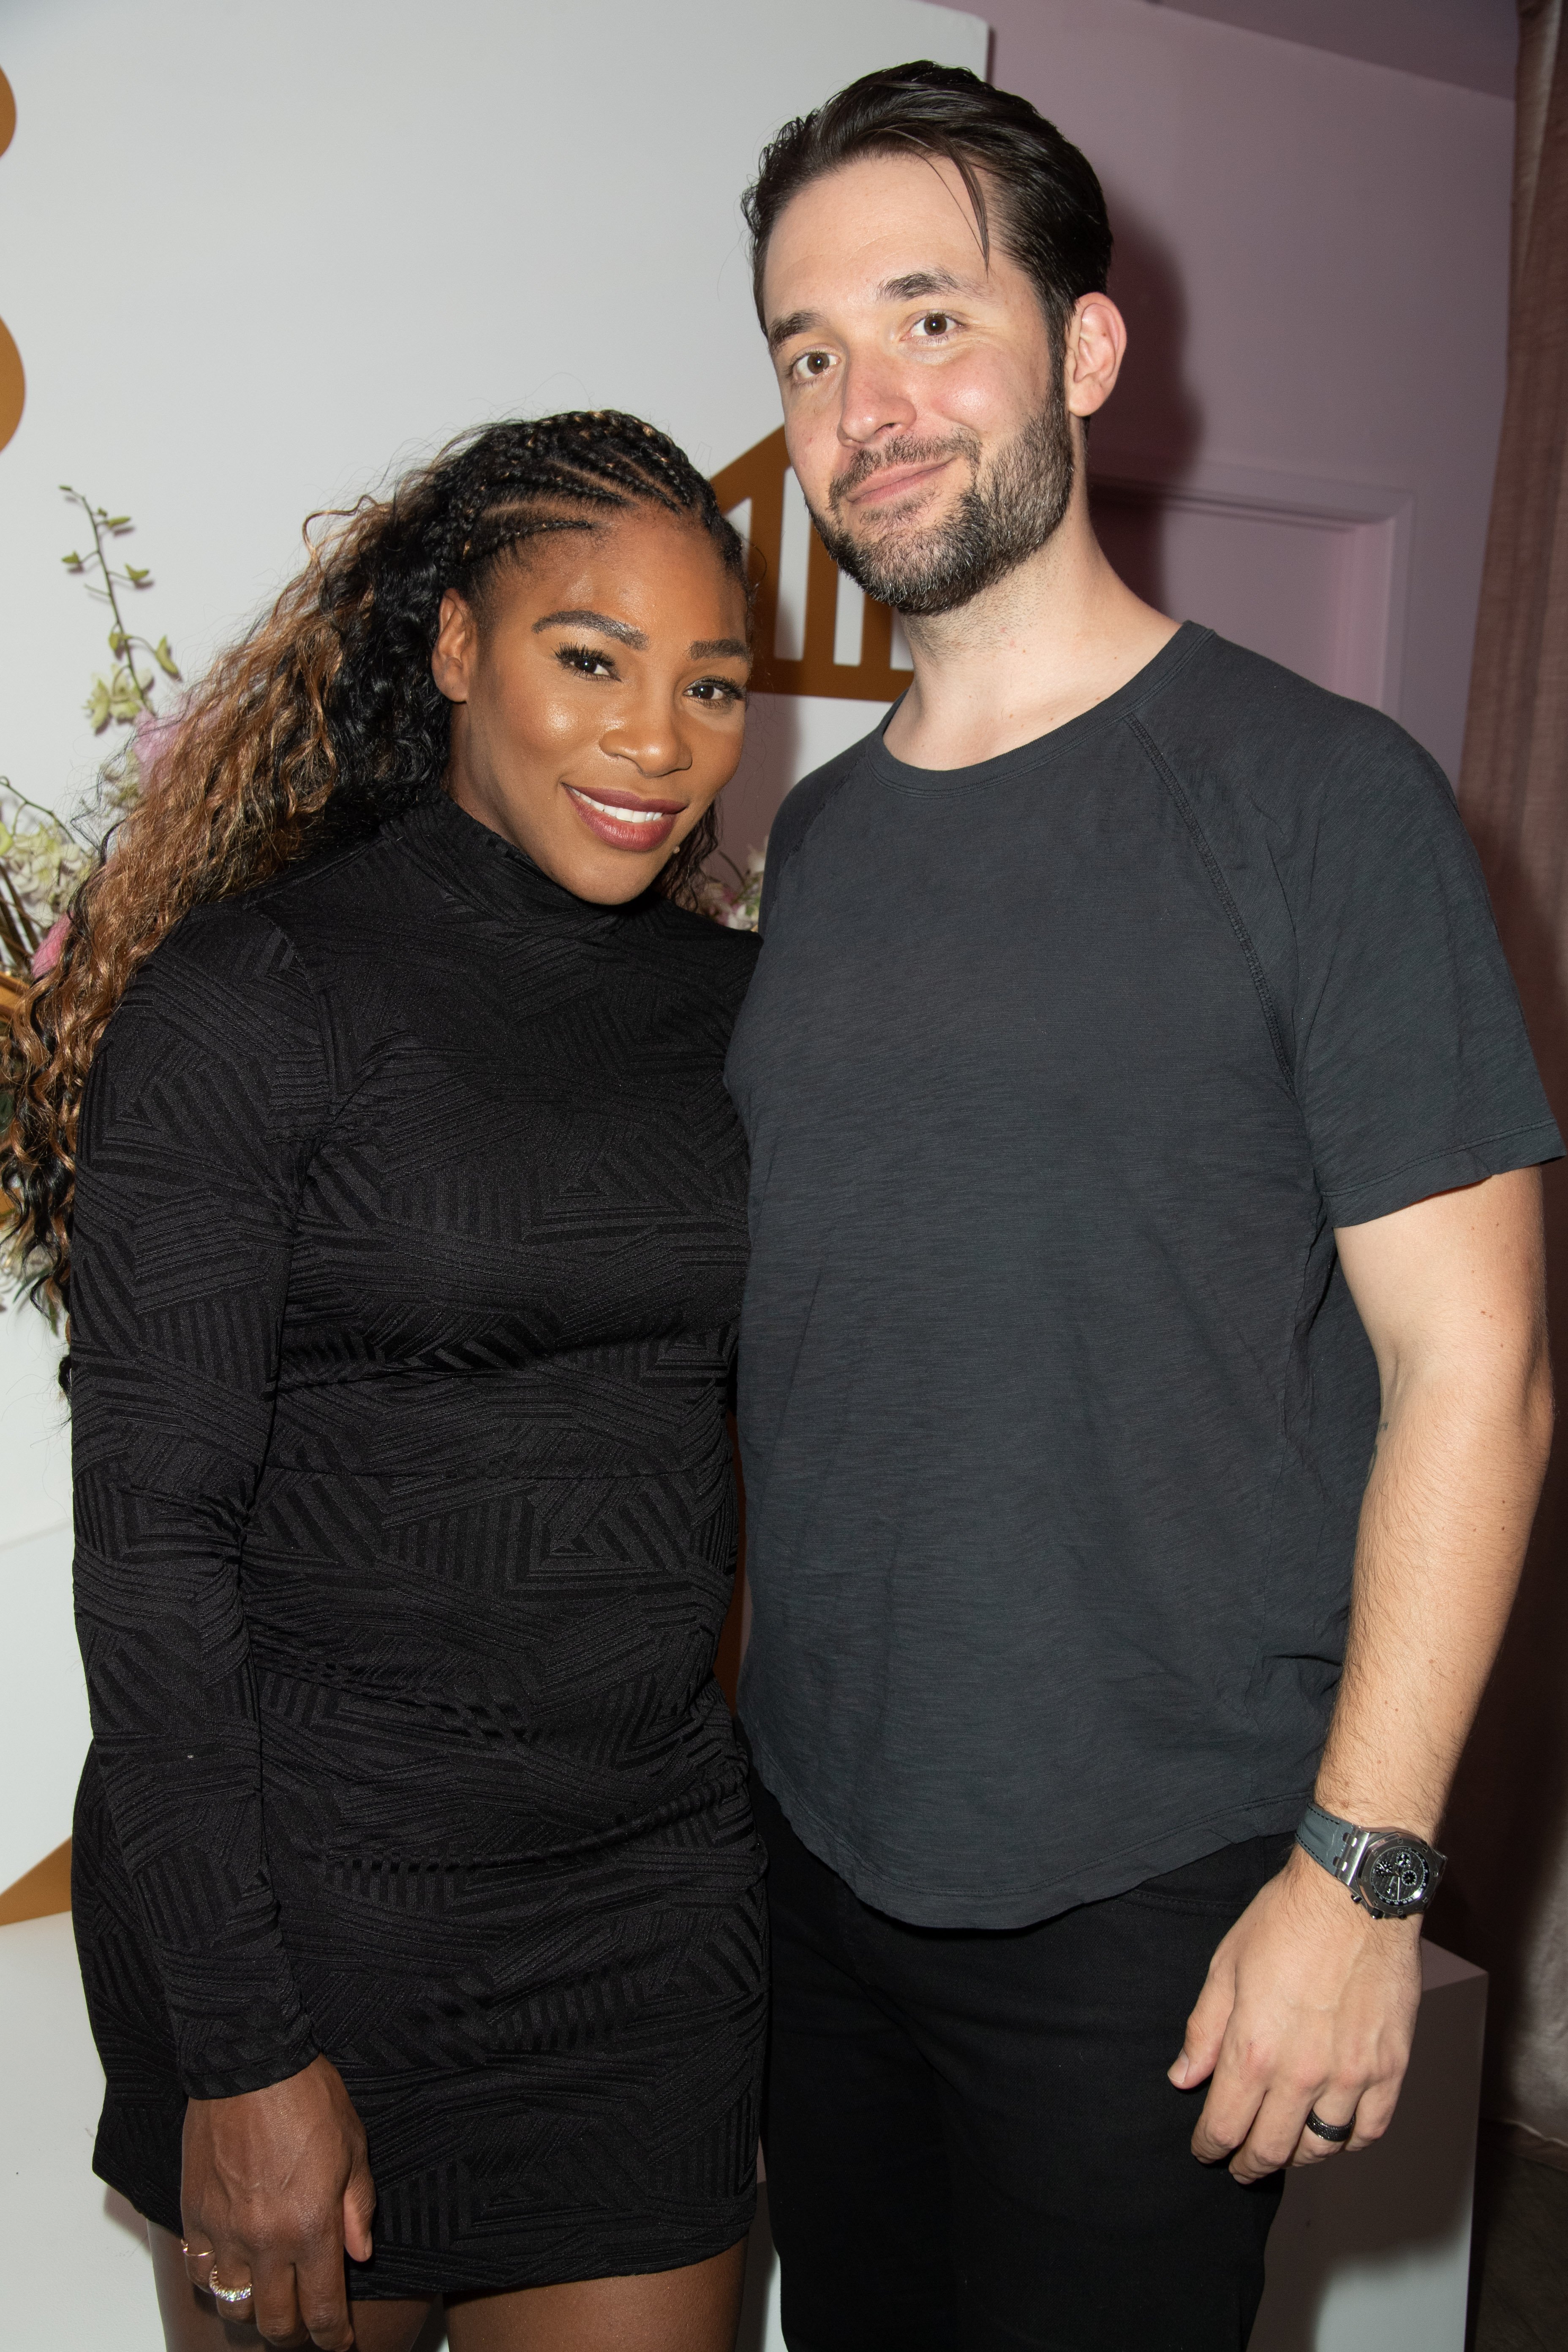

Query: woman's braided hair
left=2, top=410, right=751, bottom=1316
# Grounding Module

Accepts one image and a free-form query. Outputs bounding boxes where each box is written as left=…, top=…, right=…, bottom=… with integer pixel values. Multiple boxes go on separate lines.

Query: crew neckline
left=864, top=621, right=1212, bottom=794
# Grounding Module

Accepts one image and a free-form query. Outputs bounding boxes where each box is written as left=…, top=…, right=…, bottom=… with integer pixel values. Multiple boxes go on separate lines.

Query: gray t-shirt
left=724, top=625, right=1561, bottom=1930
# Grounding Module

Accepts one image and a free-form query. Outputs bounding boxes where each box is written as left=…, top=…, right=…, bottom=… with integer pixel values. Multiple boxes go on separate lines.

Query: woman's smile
left=564, top=779, right=688, bottom=852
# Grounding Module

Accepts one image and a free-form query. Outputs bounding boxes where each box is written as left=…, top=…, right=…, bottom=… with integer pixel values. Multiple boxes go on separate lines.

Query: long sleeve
left=70, top=905, right=333, bottom=2098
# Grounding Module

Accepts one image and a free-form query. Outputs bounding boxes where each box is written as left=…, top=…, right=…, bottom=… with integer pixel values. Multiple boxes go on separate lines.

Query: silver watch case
left=1296, top=1807, right=1445, bottom=1920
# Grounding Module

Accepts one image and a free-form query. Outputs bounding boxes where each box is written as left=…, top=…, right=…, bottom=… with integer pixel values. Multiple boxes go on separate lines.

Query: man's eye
left=791, top=349, right=834, bottom=381
left=915, top=312, right=954, bottom=337
left=556, top=644, right=615, bottom=678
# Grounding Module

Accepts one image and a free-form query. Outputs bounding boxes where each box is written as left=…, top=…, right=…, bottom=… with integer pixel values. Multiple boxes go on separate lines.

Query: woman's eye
left=688, top=678, right=744, bottom=707
left=556, top=644, right=616, bottom=678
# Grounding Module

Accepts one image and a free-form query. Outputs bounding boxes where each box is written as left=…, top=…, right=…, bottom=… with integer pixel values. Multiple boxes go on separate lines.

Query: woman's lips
left=564, top=782, right=685, bottom=852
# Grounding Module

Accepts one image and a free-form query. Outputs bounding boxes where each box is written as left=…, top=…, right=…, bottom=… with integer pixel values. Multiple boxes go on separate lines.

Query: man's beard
left=811, top=381, right=1076, bottom=619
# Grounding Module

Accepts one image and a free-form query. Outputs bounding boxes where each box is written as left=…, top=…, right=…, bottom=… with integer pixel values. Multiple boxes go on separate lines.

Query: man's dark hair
left=742, top=61, right=1113, bottom=348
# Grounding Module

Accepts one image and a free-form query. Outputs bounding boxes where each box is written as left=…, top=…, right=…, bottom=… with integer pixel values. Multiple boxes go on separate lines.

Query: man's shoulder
left=1130, top=630, right=1448, bottom=831
left=759, top=726, right=879, bottom=934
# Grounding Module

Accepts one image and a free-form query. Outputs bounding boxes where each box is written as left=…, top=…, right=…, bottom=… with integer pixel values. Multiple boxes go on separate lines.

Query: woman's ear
left=431, top=589, right=478, bottom=705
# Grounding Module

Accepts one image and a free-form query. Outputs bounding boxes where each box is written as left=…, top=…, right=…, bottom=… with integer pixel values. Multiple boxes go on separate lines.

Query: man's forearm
left=1173, top=1350, right=1551, bottom=2180
left=1173, top=1171, right=1552, bottom=2178
left=1312, top=1348, right=1553, bottom=1843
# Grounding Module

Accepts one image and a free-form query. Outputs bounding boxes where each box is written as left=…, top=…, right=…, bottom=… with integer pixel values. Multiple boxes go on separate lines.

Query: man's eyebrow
left=532, top=608, right=648, bottom=649
left=767, top=269, right=976, bottom=351
left=767, top=308, right=820, bottom=352
left=876, top=268, right=971, bottom=302
left=690, top=638, right=749, bottom=660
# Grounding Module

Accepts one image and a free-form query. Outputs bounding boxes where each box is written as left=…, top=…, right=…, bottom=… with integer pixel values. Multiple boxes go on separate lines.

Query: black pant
left=752, top=1774, right=1290, bottom=2351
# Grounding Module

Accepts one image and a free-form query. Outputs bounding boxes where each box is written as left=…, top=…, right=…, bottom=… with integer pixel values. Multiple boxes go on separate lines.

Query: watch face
left=1361, top=1838, right=1432, bottom=1916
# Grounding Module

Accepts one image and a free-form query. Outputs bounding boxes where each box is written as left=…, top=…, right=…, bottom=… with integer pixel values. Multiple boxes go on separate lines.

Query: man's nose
left=837, top=349, right=918, bottom=446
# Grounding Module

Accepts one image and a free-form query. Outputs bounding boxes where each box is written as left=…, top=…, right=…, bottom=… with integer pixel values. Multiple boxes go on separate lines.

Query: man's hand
left=1167, top=1847, right=1421, bottom=2182
left=180, top=2053, right=375, bottom=2349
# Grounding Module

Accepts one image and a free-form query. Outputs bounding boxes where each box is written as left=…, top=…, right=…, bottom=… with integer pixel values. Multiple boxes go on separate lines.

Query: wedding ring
left=1305, top=2108, right=1354, bottom=2144
left=208, top=2271, right=254, bottom=2306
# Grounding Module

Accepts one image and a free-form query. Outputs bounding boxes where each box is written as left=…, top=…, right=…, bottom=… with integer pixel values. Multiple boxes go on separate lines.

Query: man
left=723, top=61, right=1560, bottom=2352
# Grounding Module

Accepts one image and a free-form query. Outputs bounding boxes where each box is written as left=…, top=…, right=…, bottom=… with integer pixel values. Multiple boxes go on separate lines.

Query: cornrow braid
left=2, top=410, right=751, bottom=1323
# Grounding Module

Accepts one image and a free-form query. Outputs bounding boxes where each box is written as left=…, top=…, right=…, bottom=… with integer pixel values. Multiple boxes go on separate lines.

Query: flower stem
left=71, top=491, right=155, bottom=713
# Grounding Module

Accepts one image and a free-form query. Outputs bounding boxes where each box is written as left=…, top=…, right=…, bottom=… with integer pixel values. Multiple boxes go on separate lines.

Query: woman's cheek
left=507, top=678, right=597, bottom=760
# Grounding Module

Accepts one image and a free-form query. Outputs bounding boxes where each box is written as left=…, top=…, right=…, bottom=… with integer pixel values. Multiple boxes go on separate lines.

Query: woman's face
left=432, top=506, right=750, bottom=904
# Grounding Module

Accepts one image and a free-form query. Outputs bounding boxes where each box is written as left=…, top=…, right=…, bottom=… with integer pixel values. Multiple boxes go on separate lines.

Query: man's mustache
left=828, top=432, right=982, bottom=516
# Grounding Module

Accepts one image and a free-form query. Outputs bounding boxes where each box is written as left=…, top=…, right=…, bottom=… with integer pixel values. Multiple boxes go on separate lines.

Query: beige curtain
left=1438, top=0, right=1568, bottom=2154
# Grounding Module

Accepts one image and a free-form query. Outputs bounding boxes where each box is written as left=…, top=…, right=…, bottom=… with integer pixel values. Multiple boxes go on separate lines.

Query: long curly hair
left=2, top=409, right=750, bottom=1319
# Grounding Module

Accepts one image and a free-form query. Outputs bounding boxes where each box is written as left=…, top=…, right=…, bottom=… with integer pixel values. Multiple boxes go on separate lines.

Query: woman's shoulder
left=144, top=822, right=417, bottom=996
left=106, top=819, right=409, bottom=1060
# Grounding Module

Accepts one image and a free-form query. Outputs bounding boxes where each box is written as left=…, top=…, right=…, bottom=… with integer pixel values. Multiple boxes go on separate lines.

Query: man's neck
left=881, top=491, right=1180, bottom=772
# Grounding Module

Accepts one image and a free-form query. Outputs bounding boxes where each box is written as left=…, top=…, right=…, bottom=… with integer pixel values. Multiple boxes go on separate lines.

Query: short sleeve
left=1292, top=736, right=1562, bottom=1227
left=70, top=904, right=332, bottom=2097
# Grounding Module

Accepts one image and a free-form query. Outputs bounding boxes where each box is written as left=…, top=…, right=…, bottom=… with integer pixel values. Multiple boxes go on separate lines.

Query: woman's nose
left=601, top=690, right=692, bottom=779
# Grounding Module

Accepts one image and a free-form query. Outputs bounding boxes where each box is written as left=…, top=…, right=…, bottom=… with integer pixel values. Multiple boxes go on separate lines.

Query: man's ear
left=1064, top=292, right=1127, bottom=423
left=431, top=588, right=478, bottom=705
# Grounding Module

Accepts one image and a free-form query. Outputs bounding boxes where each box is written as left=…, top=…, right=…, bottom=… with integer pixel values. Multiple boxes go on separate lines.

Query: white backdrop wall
left=0, top=0, right=987, bottom=1895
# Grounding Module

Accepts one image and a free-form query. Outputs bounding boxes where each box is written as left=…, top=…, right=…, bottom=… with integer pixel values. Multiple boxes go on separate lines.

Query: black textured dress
left=67, top=791, right=766, bottom=2296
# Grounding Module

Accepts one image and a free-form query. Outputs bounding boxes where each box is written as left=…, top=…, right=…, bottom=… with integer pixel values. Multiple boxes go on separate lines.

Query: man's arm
left=1169, top=1165, right=1553, bottom=2179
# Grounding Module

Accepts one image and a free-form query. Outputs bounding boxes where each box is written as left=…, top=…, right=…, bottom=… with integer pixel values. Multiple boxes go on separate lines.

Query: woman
left=3, top=413, right=765, bottom=2352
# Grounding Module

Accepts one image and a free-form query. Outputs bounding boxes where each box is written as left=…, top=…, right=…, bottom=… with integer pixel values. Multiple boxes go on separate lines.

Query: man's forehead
left=762, top=150, right=995, bottom=328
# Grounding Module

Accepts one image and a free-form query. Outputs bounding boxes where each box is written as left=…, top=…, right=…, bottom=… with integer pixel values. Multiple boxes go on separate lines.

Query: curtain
left=1437, top=0, right=1568, bottom=2154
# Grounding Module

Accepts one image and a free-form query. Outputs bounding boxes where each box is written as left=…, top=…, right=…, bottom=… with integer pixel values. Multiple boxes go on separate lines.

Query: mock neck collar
left=391, top=789, right=648, bottom=935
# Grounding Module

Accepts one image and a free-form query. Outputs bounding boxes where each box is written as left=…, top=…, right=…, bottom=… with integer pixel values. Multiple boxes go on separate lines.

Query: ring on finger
left=1305, top=2107, right=1355, bottom=2145
left=207, top=2271, right=254, bottom=2307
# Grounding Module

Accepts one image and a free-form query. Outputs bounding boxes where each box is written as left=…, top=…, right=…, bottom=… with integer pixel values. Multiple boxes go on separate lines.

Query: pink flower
left=33, top=913, right=70, bottom=976
left=131, top=708, right=181, bottom=790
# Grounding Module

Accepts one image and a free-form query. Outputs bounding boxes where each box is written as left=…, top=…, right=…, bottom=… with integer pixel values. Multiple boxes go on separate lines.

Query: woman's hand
left=180, top=2054, right=376, bottom=2348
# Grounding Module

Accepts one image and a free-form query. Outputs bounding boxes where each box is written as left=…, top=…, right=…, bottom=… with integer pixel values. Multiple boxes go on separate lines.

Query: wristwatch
left=1295, top=1804, right=1445, bottom=1920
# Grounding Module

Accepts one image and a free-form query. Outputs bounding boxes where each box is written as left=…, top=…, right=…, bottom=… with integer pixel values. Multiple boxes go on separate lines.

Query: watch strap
left=1295, top=1802, right=1370, bottom=1887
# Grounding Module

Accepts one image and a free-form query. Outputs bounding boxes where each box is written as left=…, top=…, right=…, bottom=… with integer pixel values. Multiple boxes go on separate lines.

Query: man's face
left=761, top=151, right=1075, bottom=615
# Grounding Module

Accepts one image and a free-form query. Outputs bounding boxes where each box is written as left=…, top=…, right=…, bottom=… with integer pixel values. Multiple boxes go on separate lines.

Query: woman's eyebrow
left=690, top=638, right=749, bottom=660
left=533, top=608, right=648, bottom=649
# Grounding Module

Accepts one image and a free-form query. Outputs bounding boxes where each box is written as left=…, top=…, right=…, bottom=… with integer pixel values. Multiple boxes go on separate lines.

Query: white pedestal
left=0, top=1912, right=163, bottom=2352
left=0, top=1919, right=1481, bottom=2352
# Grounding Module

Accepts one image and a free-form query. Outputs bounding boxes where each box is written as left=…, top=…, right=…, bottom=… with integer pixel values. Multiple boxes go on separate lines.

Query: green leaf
left=84, top=678, right=113, bottom=731
left=125, top=564, right=150, bottom=584
left=107, top=629, right=128, bottom=656
left=153, top=635, right=181, bottom=678
left=105, top=514, right=132, bottom=529
left=61, top=552, right=83, bottom=568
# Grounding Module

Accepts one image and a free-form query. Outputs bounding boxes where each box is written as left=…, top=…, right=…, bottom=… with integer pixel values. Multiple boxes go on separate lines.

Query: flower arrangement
left=0, top=488, right=180, bottom=1011
left=696, top=841, right=766, bottom=933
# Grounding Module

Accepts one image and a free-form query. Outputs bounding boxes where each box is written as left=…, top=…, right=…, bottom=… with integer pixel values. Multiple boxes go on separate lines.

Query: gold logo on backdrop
left=711, top=427, right=909, bottom=702
left=0, top=69, right=23, bottom=455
